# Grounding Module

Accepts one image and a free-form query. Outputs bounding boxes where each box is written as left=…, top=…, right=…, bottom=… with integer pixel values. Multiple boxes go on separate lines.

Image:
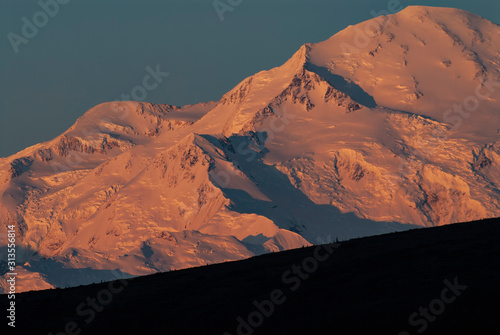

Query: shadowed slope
left=5, top=217, right=500, bottom=335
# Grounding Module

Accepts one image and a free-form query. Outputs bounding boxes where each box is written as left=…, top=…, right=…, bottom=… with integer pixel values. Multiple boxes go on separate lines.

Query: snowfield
left=1, top=6, right=500, bottom=292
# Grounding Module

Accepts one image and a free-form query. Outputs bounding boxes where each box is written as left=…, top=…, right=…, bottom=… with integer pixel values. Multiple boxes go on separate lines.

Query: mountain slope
left=1, top=6, right=500, bottom=291
left=6, top=217, right=500, bottom=335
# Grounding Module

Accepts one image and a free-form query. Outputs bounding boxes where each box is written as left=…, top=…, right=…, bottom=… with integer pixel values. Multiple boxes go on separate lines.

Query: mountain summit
left=2, top=6, right=500, bottom=291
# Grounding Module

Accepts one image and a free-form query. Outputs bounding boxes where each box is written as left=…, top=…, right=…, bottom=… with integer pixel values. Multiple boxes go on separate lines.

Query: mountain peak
left=306, top=6, right=500, bottom=127
left=2, top=7, right=500, bottom=292
left=281, top=43, right=312, bottom=71
left=400, top=5, right=458, bottom=13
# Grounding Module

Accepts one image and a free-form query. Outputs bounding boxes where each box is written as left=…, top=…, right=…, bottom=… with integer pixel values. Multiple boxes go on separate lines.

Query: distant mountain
left=2, top=6, right=500, bottom=291
left=7, top=217, right=500, bottom=334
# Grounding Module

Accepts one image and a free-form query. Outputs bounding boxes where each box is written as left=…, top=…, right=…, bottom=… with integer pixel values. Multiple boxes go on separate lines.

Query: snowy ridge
left=2, top=6, right=500, bottom=292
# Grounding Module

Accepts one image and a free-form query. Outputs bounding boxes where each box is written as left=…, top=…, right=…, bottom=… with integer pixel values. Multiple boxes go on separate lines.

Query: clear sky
left=1, top=0, right=499, bottom=157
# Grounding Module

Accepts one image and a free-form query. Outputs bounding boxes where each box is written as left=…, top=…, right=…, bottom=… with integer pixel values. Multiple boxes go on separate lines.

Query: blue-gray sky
left=1, top=0, right=499, bottom=157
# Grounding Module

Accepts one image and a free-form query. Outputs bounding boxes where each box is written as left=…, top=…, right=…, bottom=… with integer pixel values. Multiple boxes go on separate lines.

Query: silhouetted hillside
left=3, top=217, right=500, bottom=334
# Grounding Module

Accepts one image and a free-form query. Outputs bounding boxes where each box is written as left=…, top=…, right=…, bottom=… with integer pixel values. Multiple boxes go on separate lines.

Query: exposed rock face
left=2, top=6, right=500, bottom=291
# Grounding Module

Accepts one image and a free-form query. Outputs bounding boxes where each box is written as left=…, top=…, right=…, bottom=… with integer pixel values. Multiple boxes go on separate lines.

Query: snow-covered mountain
left=2, top=6, right=500, bottom=292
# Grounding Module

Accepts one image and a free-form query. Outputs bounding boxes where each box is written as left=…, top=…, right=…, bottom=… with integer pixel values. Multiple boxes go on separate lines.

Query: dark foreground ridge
left=3, top=218, right=500, bottom=334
